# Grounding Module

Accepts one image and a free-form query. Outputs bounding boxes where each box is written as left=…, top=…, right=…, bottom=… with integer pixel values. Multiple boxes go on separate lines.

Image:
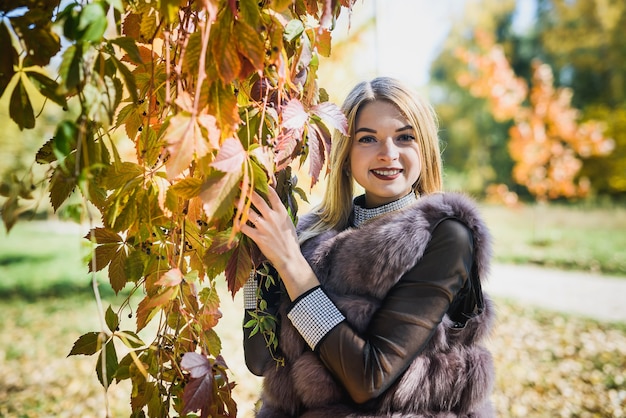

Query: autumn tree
left=456, top=30, right=614, bottom=201
left=0, top=0, right=353, bottom=416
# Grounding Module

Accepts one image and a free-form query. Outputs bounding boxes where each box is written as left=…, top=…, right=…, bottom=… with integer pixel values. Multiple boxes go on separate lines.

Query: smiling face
left=349, top=100, right=422, bottom=208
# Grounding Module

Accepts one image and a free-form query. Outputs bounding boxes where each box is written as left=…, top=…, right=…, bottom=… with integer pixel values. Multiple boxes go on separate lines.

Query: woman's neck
left=351, top=193, right=417, bottom=227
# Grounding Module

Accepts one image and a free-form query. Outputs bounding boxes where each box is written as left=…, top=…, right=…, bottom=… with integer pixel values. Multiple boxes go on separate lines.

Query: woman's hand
left=240, top=187, right=319, bottom=300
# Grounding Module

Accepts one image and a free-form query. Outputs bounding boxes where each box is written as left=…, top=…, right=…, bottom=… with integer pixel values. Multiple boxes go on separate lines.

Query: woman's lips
left=371, top=168, right=402, bottom=180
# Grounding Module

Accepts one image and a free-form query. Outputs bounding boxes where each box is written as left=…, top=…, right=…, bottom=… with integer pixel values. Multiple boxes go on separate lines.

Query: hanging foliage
left=0, top=0, right=352, bottom=415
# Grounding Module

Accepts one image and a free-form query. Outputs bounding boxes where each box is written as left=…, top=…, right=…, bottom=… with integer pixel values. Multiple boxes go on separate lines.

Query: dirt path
left=486, top=263, right=626, bottom=323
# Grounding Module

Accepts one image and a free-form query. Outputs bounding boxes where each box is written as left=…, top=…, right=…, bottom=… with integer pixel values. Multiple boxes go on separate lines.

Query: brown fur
left=256, top=193, right=496, bottom=417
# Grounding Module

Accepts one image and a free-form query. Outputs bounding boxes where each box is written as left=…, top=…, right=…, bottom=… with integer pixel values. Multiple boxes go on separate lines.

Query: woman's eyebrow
left=355, top=125, right=413, bottom=134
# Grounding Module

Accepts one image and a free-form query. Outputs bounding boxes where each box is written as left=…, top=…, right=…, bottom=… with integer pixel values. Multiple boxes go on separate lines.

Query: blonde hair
left=299, top=77, right=443, bottom=243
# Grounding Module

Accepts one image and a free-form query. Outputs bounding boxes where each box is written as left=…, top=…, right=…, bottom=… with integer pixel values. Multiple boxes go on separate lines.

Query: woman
left=241, top=77, right=495, bottom=417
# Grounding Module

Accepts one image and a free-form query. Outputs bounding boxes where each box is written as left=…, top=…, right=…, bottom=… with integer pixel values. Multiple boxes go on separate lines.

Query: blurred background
left=1, top=0, right=625, bottom=417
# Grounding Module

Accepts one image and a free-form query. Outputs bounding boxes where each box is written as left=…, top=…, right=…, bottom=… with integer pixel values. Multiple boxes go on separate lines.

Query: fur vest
left=257, top=193, right=496, bottom=418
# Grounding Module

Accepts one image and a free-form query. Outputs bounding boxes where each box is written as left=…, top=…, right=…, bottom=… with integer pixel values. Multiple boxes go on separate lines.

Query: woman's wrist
left=273, top=254, right=320, bottom=301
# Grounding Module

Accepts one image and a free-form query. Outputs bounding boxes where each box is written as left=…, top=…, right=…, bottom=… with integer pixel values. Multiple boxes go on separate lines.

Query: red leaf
left=210, top=138, right=246, bottom=173
left=182, top=374, right=213, bottom=418
left=282, top=99, right=308, bottom=131
left=311, top=101, right=348, bottom=136
left=225, top=241, right=252, bottom=296
left=307, top=126, right=324, bottom=187
left=181, top=352, right=214, bottom=418
left=181, top=352, right=212, bottom=378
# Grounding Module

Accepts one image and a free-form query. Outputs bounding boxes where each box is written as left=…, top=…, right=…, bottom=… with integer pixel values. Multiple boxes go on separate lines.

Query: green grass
left=0, top=221, right=112, bottom=299
left=481, top=203, right=626, bottom=276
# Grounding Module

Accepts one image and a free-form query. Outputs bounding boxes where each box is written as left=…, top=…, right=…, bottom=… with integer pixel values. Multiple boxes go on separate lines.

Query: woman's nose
left=379, top=138, right=399, bottom=160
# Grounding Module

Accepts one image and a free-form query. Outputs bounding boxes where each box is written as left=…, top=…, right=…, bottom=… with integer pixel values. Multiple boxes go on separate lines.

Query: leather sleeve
left=316, top=219, right=474, bottom=404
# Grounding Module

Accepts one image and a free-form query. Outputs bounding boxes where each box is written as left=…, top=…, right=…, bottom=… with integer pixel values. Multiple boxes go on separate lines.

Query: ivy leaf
left=181, top=352, right=211, bottom=378
left=136, top=287, right=177, bottom=331
left=35, top=139, right=56, bottom=164
left=77, top=2, right=107, bottom=43
left=103, top=161, right=143, bottom=190
left=58, top=44, right=83, bottom=94
left=211, top=11, right=241, bottom=84
left=49, top=163, right=77, bottom=212
left=25, top=71, right=68, bottom=108
left=165, top=113, right=217, bottom=180
left=105, top=305, right=120, bottom=332
left=110, top=36, right=142, bottom=65
left=284, top=19, right=305, bottom=42
left=155, top=268, right=183, bottom=287
left=310, top=101, right=348, bottom=136
left=225, top=241, right=252, bottom=296
left=110, top=54, right=139, bottom=105
left=210, top=138, right=246, bottom=173
left=0, top=21, right=17, bottom=97
left=315, top=28, right=332, bottom=58
left=109, top=245, right=128, bottom=293
left=9, top=78, right=35, bottom=130
left=306, top=125, right=325, bottom=188
left=199, top=170, right=241, bottom=221
left=234, top=20, right=264, bottom=71
left=96, top=339, right=119, bottom=388
left=169, top=177, right=203, bottom=199
left=68, top=332, right=102, bottom=356
left=11, top=11, right=61, bottom=67
left=282, top=99, right=308, bottom=131
left=181, top=352, right=213, bottom=418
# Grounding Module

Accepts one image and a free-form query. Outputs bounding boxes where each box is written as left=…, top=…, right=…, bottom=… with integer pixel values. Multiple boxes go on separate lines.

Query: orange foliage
left=456, top=31, right=614, bottom=201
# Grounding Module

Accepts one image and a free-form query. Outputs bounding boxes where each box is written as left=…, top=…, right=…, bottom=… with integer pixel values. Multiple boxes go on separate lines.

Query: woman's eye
left=397, top=134, right=416, bottom=142
left=358, top=136, right=376, bottom=143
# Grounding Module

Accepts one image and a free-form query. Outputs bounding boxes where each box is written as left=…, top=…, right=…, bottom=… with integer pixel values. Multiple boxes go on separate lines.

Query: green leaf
left=116, top=331, right=145, bottom=349
left=53, top=120, right=78, bottom=157
left=0, top=21, right=17, bottom=98
left=103, top=161, right=143, bottom=190
left=109, top=54, right=139, bottom=106
left=105, top=305, right=120, bottom=332
left=284, top=19, right=305, bottom=42
left=9, top=78, right=35, bottom=130
left=96, top=339, right=119, bottom=388
left=11, top=11, right=61, bottom=66
left=78, top=2, right=107, bottom=42
left=25, top=71, right=68, bottom=108
left=169, top=177, right=203, bottom=199
left=159, top=0, right=180, bottom=24
left=68, top=332, right=102, bottom=356
left=58, top=44, right=83, bottom=94
left=110, top=36, right=142, bottom=64
left=49, top=164, right=77, bottom=212
left=35, top=139, right=57, bottom=164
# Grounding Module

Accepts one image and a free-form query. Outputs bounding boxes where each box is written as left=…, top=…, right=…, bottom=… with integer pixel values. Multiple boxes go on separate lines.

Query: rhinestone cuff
left=287, top=287, right=345, bottom=350
left=243, top=270, right=258, bottom=310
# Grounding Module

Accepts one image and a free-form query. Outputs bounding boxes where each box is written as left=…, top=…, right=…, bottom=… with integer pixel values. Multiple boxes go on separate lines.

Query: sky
left=325, top=0, right=535, bottom=93
left=328, top=0, right=467, bottom=89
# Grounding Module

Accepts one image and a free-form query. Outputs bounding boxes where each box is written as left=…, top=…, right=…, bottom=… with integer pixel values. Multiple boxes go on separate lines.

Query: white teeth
left=372, top=169, right=401, bottom=176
